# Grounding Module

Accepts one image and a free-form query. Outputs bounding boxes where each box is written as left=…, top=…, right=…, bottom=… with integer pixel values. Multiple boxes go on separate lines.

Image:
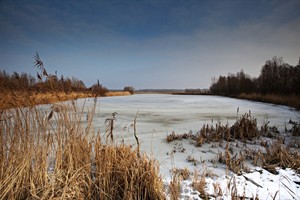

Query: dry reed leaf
left=0, top=103, right=165, bottom=200
left=47, top=111, right=53, bottom=121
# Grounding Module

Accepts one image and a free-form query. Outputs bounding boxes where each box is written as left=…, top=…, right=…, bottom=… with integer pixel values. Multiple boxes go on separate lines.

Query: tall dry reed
left=0, top=99, right=165, bottom=200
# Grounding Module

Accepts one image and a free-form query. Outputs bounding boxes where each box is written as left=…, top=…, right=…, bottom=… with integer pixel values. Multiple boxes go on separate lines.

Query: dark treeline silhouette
left=0, top=70, right=108, bottom=96
left=210, top=57, right=300, bottom=96
left=123, top=86, right=135, bottom=94
left=89, top=79, right=109, bottom=96
left=184, top=88, right=210, bottom=95
left=0, top=53, right=109, bottom=96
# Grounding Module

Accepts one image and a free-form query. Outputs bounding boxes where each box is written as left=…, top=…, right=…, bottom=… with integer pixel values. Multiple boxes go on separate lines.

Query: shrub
left=124, top=86, right=135, bottom=95
left=230, top=112, right=259, bottom=140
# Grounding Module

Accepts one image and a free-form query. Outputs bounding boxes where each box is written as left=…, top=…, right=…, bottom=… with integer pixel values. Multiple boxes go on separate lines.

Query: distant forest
left=0, top=70, right=109, bottom=96
left=0, top=53, right=109, bottom=96
left=210, top=57, right=300, bottom=96
left=1, top=56, right=300, bottom=99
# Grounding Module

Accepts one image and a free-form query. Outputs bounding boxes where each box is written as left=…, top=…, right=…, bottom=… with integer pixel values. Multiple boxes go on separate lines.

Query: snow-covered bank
left=81, top=94, right=300, bottom=199
left=164, top=167, right=300, bottom=200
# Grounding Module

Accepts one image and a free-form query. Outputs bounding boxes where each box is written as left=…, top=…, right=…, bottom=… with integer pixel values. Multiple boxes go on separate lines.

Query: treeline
left=0, top=53, right=109, bottom=96
left=184, top=88, right=210, bottom=95
left=210, top=57, right=300, bottom=96
left=0, top=70, right=80, bottom=91
left=0, top=70, right=109, bottom=96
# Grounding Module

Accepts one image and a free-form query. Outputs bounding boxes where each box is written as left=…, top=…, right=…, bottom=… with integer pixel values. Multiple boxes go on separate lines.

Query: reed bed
left=104, top=91, right=131, bottom=97
left=0, top=91, right=132, bottom=110
left=166, top=112, right=300, bottom=174
left=238, top=93, right=300, bottom=110
left=166, top=112, right=259, bottom=144
left=0, top=91, right=95, bottom=110
left=254, top=140, right=300, bottom=173
left=0, top=99, right=165, bottom=200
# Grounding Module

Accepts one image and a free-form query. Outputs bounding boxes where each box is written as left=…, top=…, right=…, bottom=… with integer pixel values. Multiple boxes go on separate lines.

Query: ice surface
left=86, top=94, right=299, bottom=132
left=75, top=94, right=300, bottom=199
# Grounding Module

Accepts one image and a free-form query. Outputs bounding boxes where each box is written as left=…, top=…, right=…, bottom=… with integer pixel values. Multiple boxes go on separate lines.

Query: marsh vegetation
left=0, top=99, right=165, bottom=199
left=1, top=55, right=299, bottom=199
left=210, top=57, right=300, bottom=109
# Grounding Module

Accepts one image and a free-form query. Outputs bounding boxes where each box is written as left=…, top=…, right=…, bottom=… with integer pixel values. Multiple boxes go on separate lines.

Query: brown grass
left=0, top=91, right=132, bottom=110
left=0, top=91, right=95, bottom=110
left=218, top=143, right=248, bottom=175
left=166, top=112, right=260, bottom=145
left=166, top=112, right=299, bottom=175
left=0, top=99, right=165, bottom=199
left=105, top=91, right=131, bottom=97
left=172, top=168, right=190, bottom=180
left=169, top=174, right=180, bottom=200
left=238, top=93, right=300, bottom=110
left=192, top=170, right=208, bottom=199
left=253, top=140, right=300, bottom=173
left=166, top=131, right=193, bottom=143
left=230, top=112, right=259, bottom=140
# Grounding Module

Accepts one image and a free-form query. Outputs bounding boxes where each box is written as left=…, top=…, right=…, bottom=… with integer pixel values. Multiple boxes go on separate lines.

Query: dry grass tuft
left=0, top=91, right=131, bottom=111
left=238, top=93, right=300, bottom=110
left=230, top=112, right=259, bottom=140
left=192, top=170, right=208, bottom=199
left=0, top=100, right=165, bottom=200
left=172, top=168, right=190, bottom=180
left=169, top=174, right=180, bottom=200
left=253, top=140, right=300, bottom=173
left=218, top=143, right=248, bottom=175
left=197, top=123, right=230, bottom=143
left=165, top=112, right=299, bottom=175
left=105, top=91, right=131, bottom=97
left=0, top=91, right=95, bottom=110
left=166, top=112, right=261, bottom=146
left=287, top=119, right=300, bottom=136
left=166, top=131, right=193, bottom=143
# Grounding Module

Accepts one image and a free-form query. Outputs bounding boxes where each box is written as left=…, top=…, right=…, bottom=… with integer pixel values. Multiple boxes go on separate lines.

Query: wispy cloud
left=0, top=0, right=299, bottom=89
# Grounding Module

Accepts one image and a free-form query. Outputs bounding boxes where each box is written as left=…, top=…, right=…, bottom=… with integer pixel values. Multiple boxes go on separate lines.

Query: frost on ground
left=81, top=94, right=300, bottom=200
left=160, top=128, right=300, bottom=199
left=163, top=168, right=300, bottom=200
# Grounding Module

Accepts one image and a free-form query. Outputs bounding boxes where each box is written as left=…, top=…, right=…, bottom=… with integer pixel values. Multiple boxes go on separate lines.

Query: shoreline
left=236, top=93, right=300, bottom=110
left=0, top=91, right=131, bottom=110
left=171, top=92, right=300, bottom=110
left=1, top=92, right=299, bottom=199
left=2, top=90, right=299, bottom=111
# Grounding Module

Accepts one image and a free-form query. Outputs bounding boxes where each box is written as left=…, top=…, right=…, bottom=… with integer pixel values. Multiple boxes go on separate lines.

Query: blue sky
left=1, top=0, right=299, bottom=89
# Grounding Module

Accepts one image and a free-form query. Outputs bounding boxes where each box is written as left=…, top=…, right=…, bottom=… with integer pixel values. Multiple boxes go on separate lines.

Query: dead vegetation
left=169, top=173, right=180, bottom=200
left=0, top=91, right=132, bottom=110
left=166, top=131, right=193, bottom=143
left=166, top=111, right=261, bottom=144
left=253, top=140, right=300, bottom=173
left=287, top=119, right=300, bottom=136
left=230, top=112, right=259, bottom=140
left=238, top=93, right=300, bottom=110
left=218, top=144, right=248, bottom=175
left=172, top=168, right=190, bottom=180
left=166, top=111, right=300, bottom=175
left=192, top=170, right=208, bottom=199
left=0, top=53, right=131, bottom=110
left=105, top=91, right=131, bottom=97
left=0, top=91, right=96, bottom=110
left=0, top=100, right=165, bottom=200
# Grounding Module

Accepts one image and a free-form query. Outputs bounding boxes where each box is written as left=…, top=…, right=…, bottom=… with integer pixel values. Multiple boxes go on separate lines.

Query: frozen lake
left=57, top=94, right=300, bottom=198
left=81, top=94, right=300, bottom=173
left=84, top=94, right=299, bottom=136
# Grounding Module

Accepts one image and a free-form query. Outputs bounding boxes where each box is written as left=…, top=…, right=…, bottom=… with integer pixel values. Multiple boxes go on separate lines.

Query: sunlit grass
left=0, top=99, right=165, bottom=199
left=0, top=91, right=133, bottom=110
left=238, top=93, right=300, bottom=110
left=105, top=91, right=131, bottom=97
left=166, top=112, right=300, bottom=174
